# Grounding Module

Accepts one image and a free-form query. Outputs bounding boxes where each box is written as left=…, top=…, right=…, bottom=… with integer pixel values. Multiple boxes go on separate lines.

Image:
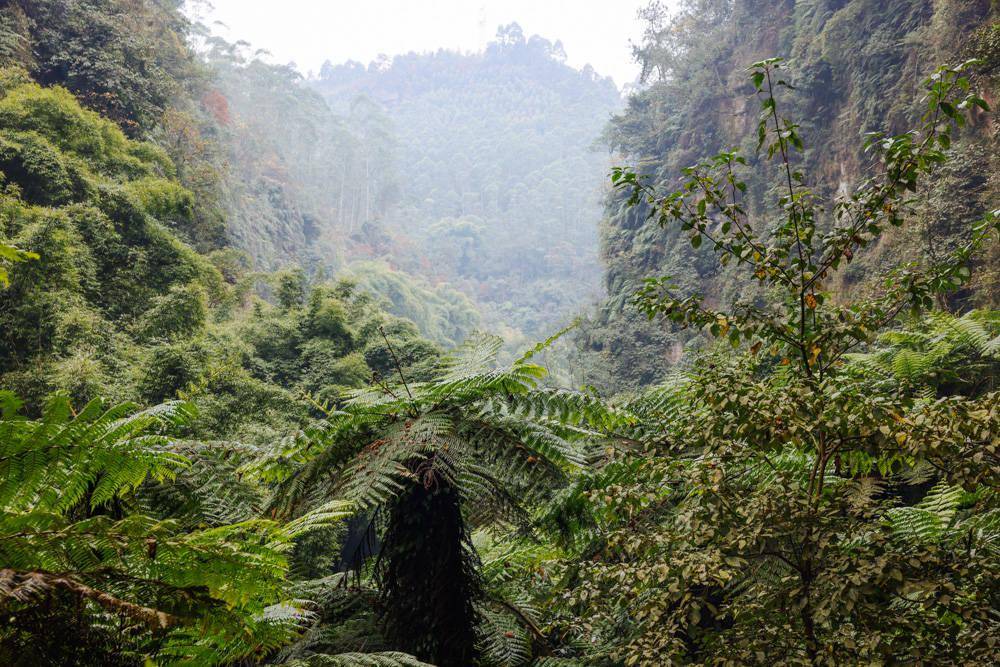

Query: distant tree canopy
left=2, top=4, right=625, bottom=352
left=312, top=23, right=622, bottom=345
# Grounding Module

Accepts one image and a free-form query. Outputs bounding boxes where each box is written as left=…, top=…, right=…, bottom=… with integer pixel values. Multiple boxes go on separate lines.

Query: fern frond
left=460, top=463, right=533, bottom=530
left=929, top=310, right=993, bottom=353
left=285, top=500, right=355, bottom=539
left=336, top=415, right=455, bottom=511
left=963, top=508, right=1000, bottom=556
left=0, top=394, right=195, bottom=513
left=886, top=480, right=962, bottom=542
left=441, top=331, right=505, bottom=380
left=282, top=653, right=433, bottom=666
left=478, top=605, right=533, bottom=667
left=140, top=439, right=264, bottom=526
left=504, top=387, right=636, bottom=433
left=515, top=319, right=579, bottom=365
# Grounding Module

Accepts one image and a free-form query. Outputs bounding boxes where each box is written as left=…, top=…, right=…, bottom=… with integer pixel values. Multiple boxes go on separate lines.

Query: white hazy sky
left=187, top=0, right=660, bottom=88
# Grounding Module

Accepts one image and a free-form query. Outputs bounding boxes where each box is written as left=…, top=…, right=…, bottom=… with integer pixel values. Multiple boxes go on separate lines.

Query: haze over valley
left=191, top=11, right=627, bottom=353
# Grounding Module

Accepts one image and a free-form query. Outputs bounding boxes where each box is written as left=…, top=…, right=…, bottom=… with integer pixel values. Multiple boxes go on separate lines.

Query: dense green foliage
left=1, top=1, right=998, bottom=665
left=578, top=0, right=1000, bottom=392
left=0, top=392, right=351, bottom=664
left=0, top=0, right=198, bottom=134
left=0, top=63, right=441, bottom=425
left=534, top=56, right=998, bottom=664
left=0, top=67, right=216, bottom=406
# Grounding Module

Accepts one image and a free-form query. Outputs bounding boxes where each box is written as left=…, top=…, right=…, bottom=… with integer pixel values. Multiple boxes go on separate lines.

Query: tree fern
left=0, top=392, right=348, bottom=664
left=251, top=333, right=623, bottom=665
left=847, top=310, right=999, bottom=392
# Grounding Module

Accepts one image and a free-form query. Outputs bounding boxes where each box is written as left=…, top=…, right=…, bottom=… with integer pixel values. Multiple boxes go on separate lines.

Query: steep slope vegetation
left=0, top=0, right=482, bottom=347
left=580, top=0, right=999, bottom=391
left=0, top=65, right=440, bottom=443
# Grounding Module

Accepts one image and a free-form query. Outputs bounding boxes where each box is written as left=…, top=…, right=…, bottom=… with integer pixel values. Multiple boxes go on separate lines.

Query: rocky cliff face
left=579, top=0, right=999, bottom=391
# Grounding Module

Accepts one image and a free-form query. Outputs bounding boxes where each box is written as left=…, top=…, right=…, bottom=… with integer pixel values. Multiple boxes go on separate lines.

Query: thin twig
left=378, top=325, right=415, bottom=404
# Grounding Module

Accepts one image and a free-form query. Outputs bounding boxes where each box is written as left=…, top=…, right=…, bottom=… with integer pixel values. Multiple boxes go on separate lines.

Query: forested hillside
left=312, top=25, right=622, bottom=346
left=0, top=1, right=998, bottom=666
left=172, top=18, right=620, bottom=350
left=579, top=0, right=1000, bottom=391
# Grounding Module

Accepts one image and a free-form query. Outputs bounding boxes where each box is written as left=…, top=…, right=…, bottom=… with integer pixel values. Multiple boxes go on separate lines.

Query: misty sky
left=189, top=0, right=661, bottom=87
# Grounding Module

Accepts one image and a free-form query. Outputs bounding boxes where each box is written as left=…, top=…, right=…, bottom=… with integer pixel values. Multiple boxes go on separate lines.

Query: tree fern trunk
left=376, top=461, right=482, bottom=666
